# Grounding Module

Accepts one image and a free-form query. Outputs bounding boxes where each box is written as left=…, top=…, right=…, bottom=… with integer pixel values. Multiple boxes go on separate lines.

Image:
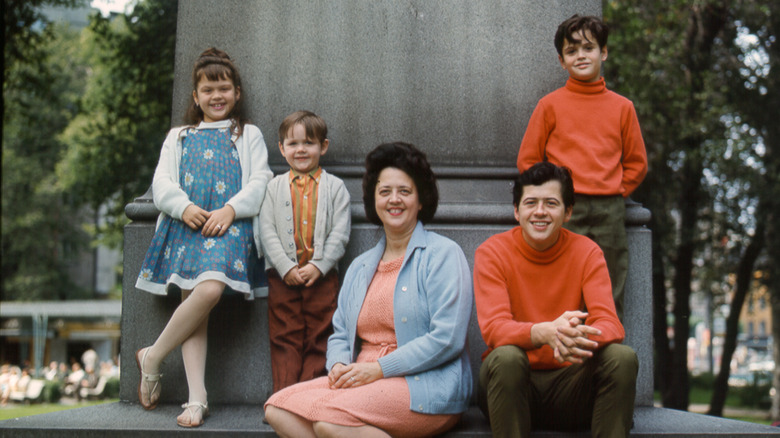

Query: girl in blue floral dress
left=134, top=48, right=272, bottom=428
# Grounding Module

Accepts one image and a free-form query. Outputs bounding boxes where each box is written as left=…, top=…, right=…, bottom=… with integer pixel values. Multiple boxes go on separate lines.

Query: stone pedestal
left=2, top=1, right=777, bottom=436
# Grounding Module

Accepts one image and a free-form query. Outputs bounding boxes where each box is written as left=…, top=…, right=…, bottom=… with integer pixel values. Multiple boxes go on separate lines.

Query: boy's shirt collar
left=565, top=77, right=606, bottom=95
left=289, top=167, right=322, bottom=184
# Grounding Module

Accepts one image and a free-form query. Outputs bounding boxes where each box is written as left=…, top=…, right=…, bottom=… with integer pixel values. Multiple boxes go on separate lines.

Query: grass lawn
left=0, top=399, right=118, bottom=421
left=657, top=388, right=773, bottom=426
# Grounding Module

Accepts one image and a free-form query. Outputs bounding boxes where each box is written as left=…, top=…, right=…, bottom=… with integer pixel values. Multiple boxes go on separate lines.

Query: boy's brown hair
left=554, top=14, right=609, bottom=57
left=278, top=110, right=328, bottom=144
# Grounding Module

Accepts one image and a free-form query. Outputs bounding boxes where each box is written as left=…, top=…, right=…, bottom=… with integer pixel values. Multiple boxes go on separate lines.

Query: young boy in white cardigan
left=259, top=110, right=351, bottom=393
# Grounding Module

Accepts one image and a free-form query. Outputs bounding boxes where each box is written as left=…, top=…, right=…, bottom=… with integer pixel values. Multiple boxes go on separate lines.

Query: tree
left=57, top=0, right=178, bottom=243
left=2, top=0, right=178, bottom=300
left=605, top=0, right=733, bottom=410
left=2, top=0, right=90, bottom=300
left=724, top=1, right=780, bottom=421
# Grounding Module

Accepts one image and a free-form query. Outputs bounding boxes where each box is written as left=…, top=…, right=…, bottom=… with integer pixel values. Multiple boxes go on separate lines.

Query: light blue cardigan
left=326, top=221, right=473, bottom=415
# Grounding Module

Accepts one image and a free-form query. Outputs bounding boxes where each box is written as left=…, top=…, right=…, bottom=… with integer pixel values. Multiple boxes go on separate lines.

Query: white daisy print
left=184, top=172, right=194, bottom=186
left=204, top=239, right=216, bottom=250
left=215, top=181, right=227, bottom=194
left=183, top=147, right=188, bottom=156
left=164, top=245, right=171, bottom=259
left=219, top=127, right=228, bottom=133
left=177, top=246, right=186, bottom=258
left=232, top=149, right=239, bottom=160
left=229, top=226, right=240, bottom=237
left=204, top=149, right=214, bottom=160
left=139, top=269, right=153, bottom=281
left=233, top=259, right=245, bottom=272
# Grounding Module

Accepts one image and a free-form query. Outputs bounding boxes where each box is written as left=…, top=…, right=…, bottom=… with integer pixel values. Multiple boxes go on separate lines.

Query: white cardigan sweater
left=151, top=120, right=273, bottom=255
left=259, top=169, right=351, bottom=277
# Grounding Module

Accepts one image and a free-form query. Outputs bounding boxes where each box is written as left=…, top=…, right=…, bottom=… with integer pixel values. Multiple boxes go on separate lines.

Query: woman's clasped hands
left=328, top=362, right=384, bottom=389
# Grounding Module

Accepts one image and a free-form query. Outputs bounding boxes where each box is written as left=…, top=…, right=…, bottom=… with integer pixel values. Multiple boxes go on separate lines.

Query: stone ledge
left=1, top=404, right=777, bottom=437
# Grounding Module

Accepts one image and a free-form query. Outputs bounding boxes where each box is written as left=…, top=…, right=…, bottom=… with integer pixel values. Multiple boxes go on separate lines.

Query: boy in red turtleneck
left=517, top=15, right=647, bottom=322
left=474, top=162, right=637, bottom=438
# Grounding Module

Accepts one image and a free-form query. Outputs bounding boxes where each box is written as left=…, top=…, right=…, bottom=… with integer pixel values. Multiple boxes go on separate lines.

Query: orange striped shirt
left=289, top=167, right=321, bottom=265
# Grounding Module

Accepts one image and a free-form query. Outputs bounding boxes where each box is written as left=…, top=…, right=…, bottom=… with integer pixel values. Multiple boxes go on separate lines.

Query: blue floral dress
left=136, top=125, right=266, bottom=299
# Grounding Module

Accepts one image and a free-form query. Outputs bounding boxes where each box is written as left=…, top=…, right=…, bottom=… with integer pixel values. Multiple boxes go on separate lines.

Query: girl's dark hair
left=184, top=48, right=248, bottom=137
left=363, top=142, right=439, bottom=225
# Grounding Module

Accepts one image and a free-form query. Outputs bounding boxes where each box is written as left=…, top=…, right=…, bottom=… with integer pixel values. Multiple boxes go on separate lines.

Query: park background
left=1, top=0, right=779, bottom=425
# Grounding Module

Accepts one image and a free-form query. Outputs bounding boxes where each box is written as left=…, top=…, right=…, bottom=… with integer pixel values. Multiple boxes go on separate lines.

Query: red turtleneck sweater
left=517, top=77, right=647, bottom=197
left=473, top=227, right=625, bottom=370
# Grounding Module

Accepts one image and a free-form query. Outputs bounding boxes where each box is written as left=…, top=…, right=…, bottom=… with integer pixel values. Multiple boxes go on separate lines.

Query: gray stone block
left=170, top=0, right=600, bottom=168
left=2, top=404, right=778, bottom=437
left=121, top=215, right=273, bottom=405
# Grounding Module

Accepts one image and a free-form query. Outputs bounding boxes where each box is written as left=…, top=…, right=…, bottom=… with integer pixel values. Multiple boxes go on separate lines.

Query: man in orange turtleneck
left=517, top=14, right=647, bottom=322
left=474, top=162, right=637, bottom=438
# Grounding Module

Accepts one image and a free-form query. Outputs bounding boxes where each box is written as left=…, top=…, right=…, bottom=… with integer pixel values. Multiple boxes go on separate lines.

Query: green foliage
left=603, top=1, right=778, bottom=411
left=731, top=372, right=772, bottom=409
left=42, top=380, right=62, bottom=403
left=57, top=0, right=178, bottom=243
left=2, top=0, right=177, bottom=301
left=103, top=377, right=120, bottom=398
left=2, top=6, right=89, bottom=300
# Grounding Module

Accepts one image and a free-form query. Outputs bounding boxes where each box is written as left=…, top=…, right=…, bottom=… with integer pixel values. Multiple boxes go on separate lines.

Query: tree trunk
left=662, top=3, right=729, bottom=410
left=665, top=155, right=701, bottom=410
left=709, top=220, right=765, bottom=416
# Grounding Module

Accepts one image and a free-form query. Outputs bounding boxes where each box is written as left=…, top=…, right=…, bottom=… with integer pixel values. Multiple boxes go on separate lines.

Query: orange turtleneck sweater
left=517, top=77, right=647, bottom=197
left=473, top=227, right=624, bottom=370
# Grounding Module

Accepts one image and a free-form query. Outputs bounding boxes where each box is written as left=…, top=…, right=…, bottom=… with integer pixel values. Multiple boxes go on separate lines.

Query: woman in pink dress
left=264, top=142, right=473, bottom=437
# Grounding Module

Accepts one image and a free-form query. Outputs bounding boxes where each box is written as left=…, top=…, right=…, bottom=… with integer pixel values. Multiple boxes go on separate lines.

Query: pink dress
left=265, top=257, right=459, bottom=437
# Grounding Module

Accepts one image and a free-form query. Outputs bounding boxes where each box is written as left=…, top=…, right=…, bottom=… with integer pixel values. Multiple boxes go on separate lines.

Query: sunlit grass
left=0, top=399, right=118, bottom=421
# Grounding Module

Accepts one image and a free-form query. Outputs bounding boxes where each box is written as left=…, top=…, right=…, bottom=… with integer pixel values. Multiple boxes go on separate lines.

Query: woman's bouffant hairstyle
left=513, top=161, right=576, bottom=210
left=362, top=142, right=439, bottom=225
left=185, top=48, right=248, bottom=137
left=554, top=14, right=609, bottom=57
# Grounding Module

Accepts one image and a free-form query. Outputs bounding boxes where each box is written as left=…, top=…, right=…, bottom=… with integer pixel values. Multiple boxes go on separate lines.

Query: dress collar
left=196, top=120, right=233, bottom=130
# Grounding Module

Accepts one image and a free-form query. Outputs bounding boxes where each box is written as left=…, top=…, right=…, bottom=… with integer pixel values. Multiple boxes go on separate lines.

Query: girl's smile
left=193, top=77, right=239, bottom=123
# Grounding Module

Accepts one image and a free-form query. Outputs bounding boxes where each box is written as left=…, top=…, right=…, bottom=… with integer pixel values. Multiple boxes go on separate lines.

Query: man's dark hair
left=513, top=161, right=575, bottom=209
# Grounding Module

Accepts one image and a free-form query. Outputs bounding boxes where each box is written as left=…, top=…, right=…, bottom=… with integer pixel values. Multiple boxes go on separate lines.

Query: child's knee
left=192, top=281, right=224, bottom=305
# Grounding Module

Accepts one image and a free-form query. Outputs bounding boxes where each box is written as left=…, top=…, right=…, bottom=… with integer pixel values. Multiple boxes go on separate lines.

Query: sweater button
left=401, top=286, right=407, bottom=292
left=285, top=201, right=290, bottom=206
left=401, top=317, right=407, bottom=323
left=418, top=405, right=424, bottom=411
left=414, top=376, right=420, bottom=381
left=288, top=229, right=293, bottom=234
left=286, top=216, right=291, bottom=221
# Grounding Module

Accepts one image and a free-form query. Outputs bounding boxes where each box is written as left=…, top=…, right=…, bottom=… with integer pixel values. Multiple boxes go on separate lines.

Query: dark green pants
left=478, top=344, right=638, bottom=438
left=565, top=195, right=628, bottom=321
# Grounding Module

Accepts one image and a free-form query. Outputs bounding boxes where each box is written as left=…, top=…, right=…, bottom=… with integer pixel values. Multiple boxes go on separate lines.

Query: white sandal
left=135, top=348, right=162, bottom=410
left=177, top=401, right=209, bottom=428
